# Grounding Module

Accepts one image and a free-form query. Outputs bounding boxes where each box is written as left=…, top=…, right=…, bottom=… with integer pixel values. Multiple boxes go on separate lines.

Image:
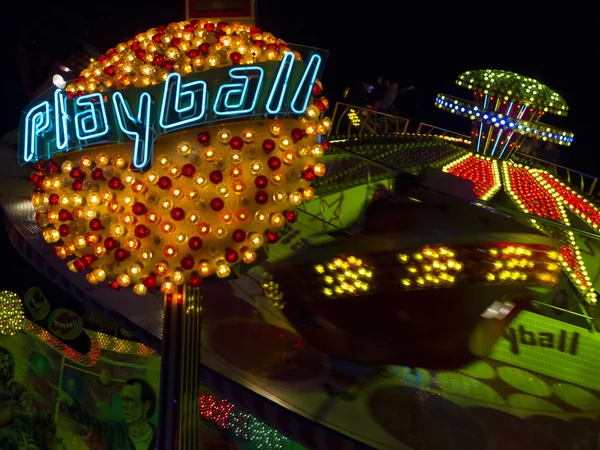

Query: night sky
left=3, top=1, right=594, bottom=172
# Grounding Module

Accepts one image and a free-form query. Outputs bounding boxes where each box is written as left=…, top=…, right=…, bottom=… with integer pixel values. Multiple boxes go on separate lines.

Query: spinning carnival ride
left=2, top=20, right=600, bottom=449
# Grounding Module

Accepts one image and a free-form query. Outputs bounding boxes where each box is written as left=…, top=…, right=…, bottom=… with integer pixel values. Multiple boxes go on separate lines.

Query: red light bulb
left=254, top=175, right=268, bottom=189
left=268, top=156, right=281, bottom=170
left=209, top=170, right=223, bottom=184
left=171, top=207, right=185, bottom=221
left=230, top=136, right=243, bottom=149
left=255, top=191, right=268, bottom=204
left=180, top=256, right=195, bottom=270
left=262, top=139, right=276, bottom=153
left=225, top=248, right=238, bottom=263
left=158, top=176, right=172, bottom=190
left=189, top=236, right=203, bottom=250
left=134, top=224, right=150, bottom=238
left=210, top=198, right=225, bottom=211
left=108, top=177, right=123, bottom=190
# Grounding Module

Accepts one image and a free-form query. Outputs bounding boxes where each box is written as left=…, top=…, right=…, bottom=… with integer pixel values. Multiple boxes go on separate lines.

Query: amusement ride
left=1, top=11, right=600, bottom=450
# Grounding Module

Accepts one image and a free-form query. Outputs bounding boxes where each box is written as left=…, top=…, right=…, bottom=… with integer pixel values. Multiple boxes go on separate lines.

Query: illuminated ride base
left=4, top=43, right=600, bottom=449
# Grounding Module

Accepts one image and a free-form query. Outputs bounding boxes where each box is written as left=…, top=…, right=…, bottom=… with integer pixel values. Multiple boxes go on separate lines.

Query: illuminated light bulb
left=207, top=55, right=218, bottom=67
left=153, top=262, right=167, bottom=277
left=303, top=187, right=315, bottom=201
left=242, top=129, right=255, bottom=143
left=229, top=150, right=243, bottom=164
left=127, top=263, right=143, bottom=278
left=146, top=171, right=159, bottom=185
left=177, top=141, right=192, bottom=156
left=316, top=123, right=328, bottom=135
left=64, top=242, right=76, bottom=255
left=254, top=211, right=268, bottom=223
left=61, top=160, right=73, bottom=173
left=169, top=165, right=182, bottom=178
left=70, top=194, right=83, bottom=207
left=248, top=232, right=264, bottom=249
left=229, top=164, right=243, bottom=178
left=43, top=179, right=53, bottom=190
left=85, top=232, right=99, bottom=245
left=250, top=161, right=263, bottom=174
left=196, top=174, right=208, bottom=187
left=311, top=144, right=324, bottom=157
left=305, top=123, right=317, bottom=135
left=120, top=213, right=136, bottom=225
left=271, top=171, right=285, bottom=185
left=171, top=186, right=184, bottom=199
left=298, top=146, right=309, bottom=157
left=305, top=104, right=320, bottom=119
left=216, top=185, right=230, bottom=197
left=96, top=153, right=109, bottom=166
left=124, top=237, right=139, bottom=250
left=283, top=150, right=297, bottom=164
left=121, top=173, right=136, bottom=185
left=197, top=223, right=211, bottom=236
left=289, top=191, right=303, bottom=206
left=236, top=208, right=250, bottom=223
left=176, top=232, right=189, bottom=244
left=161, top=199, right=174, bottom=211
left=79, top=155, right=92, bottom=168
left=87, top=193, right=101, bottom=205
left=110, top=223, right=126, bottom=237
left=72, top=235, right=86, bottom=249
left=71, top=208, right=84, bottom=220
left=216, top=261, right=231, bottom=278
left=270, top=122, right=283, bottom=136
left=52, top=178, right=61, bottom=189
left=242, top=247, right=257, bottom=264
left=163, top=244, right=178, bottom=258
left=279, top=137, right=292, bottom=150
left=47, top=211, right=59, bottom=222
left=146, top=211, right=161, bottom=224
left=220, top=210, right=234, bottom=224
left=160, top=221, right=176, bottom=234
left=273, top=191, right=287, bottom=203
left=161, top=280, right=175, bottom=294
left=270, top=213, right=285, bottom=227
left=322, top=117, right=332, bottom=130
left=172, top=271, right=184, bottom=285
left=314, top=163, right=327, bottom=177
left=132, top=180, right=146, bottom=193
left=158, top=154, right=170, bottom=167
left=117, top=273, right=131, bottom=287
left=54, top=246, right=67, bottom=259
left=133, top=283, right=147, bottom=295
left=202, top=147, right=216, bottom=161
left=198, top=261, right=211, bottom=277
left=108, top=200, right=122, bottom=213
left=93, top=244, right=107, bottom=258
left=213, top=224, right=228, bottom=239
left=266, top=49, right=278, bottom=60
left=100, top=190, right=113, bottom=203
left=112, top=155, right=126, bottom=168
left=218, top=129, right=232, bottom=143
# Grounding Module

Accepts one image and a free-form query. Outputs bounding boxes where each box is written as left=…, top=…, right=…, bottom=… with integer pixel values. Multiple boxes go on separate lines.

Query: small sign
left=491, top=310, right=599, bottom=392
left=48, top=308, right=84, bottom=340
left=187, top=0, right=255, bottom=23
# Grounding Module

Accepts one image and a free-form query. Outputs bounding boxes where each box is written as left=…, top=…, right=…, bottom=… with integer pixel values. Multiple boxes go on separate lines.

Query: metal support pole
left=157, top=284, right=203, bottom=450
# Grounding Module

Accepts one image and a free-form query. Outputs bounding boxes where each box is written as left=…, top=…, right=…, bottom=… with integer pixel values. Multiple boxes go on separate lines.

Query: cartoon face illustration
left=0, top=347, right=15, bottom=387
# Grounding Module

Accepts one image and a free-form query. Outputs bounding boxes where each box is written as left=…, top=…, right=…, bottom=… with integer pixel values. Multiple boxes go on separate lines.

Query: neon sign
left=19, top=53, right=324, bottom=170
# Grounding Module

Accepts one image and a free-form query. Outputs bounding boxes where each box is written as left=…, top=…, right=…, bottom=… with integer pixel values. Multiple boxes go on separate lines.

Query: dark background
left=2, top=1, right=594, bottom=172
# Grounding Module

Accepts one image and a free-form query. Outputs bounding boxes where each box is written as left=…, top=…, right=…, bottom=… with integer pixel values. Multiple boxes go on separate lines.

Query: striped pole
left=157, top=284, right=202, bottom=449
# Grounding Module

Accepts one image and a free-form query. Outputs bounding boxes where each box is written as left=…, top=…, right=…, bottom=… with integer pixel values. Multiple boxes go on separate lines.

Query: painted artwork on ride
left=0, top=326, right=160, bottom=450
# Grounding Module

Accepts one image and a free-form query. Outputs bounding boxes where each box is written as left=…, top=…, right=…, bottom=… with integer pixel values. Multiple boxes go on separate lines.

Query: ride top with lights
left=432, top=69, right=597, bottom=306
left=23, top=21, right=331, bottom=296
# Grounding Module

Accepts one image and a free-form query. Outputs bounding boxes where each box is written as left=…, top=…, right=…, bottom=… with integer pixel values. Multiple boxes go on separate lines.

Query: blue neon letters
left=19, top=55, right=325, bottom=170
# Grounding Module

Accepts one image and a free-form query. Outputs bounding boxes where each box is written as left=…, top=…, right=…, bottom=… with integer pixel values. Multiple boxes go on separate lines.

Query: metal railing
left=416, top=122, right=599, bottom=196
left=512, top=153, right=598, bottom=196
left=416, top=123, right=471, bottom=145
left=329, top=102, right=410, bottom=137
